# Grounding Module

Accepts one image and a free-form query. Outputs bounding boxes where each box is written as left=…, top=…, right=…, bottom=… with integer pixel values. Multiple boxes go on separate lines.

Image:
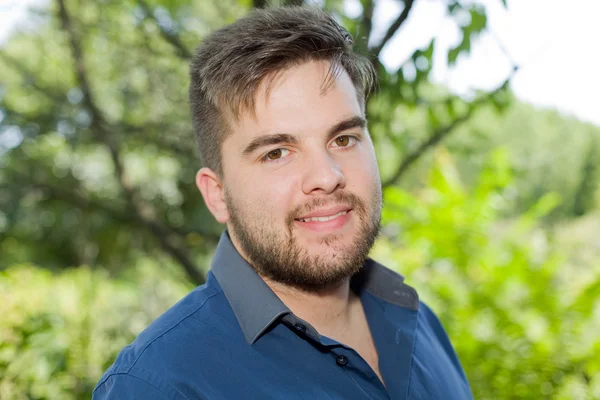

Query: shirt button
left=294, top=323, right=306, bottom=333
left=336, top=355, right=348, bottom=367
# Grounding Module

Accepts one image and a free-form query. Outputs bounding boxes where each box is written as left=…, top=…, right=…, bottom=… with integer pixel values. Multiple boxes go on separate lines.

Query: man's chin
left=297, top=233, right=354, bottom=253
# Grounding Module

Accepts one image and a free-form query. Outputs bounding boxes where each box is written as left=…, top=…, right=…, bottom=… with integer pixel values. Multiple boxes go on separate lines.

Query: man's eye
left=265, top=148, right=289, bottom=161
left=334, top=135, right=356, bottom=147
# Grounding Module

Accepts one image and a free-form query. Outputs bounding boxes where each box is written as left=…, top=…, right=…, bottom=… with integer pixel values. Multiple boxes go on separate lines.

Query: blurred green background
left=1, top=0, right=599, bottom=399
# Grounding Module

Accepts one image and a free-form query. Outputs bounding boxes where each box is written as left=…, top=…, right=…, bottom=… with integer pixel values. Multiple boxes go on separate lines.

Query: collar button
left=336, top=355, right=348, bottom=367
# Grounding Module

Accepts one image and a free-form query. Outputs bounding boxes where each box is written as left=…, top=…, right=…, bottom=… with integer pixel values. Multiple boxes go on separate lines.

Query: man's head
left=192, top=7, right=382, bottom=289
left=189, top=7, right=376, bottom=176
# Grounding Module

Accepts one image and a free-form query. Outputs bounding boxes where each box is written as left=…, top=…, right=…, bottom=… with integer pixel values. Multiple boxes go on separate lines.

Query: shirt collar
left=210, top=231, right=419, bottom=345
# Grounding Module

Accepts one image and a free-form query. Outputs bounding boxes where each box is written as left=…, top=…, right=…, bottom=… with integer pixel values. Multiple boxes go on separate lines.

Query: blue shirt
left=93, top=232, right=473, bottom=399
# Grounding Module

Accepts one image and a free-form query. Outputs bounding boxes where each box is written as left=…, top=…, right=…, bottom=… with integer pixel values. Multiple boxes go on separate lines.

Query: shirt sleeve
left=420, top=302, right=470, bottom=384
left=93, top=373, right=181, bottom=400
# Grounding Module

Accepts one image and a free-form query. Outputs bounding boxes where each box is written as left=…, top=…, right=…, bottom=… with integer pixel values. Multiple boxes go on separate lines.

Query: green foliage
left=373, top=148, right=600, bottom=399
left=373, top=85, right=600, bottom=220
left=447, top=3, right=487, bottom=66
left=0, top=261, right=190, bottom=399
left=573, top=135, right=600, bottom=216
left=1, top=0, right=599, bottom=398
left=443, top=103, right=600, bottom=219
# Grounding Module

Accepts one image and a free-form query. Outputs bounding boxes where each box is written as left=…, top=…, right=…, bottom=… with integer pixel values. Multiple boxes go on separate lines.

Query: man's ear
left=196, top=167, right=230, bottom=224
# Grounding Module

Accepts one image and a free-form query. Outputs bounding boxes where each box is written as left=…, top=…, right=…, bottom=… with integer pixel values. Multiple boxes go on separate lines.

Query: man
left=94, top=6, right=472, bottom=400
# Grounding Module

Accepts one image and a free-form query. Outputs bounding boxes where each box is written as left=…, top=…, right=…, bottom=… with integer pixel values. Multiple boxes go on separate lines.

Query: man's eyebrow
left=242, top=133, right=299, bottom=156
left=242, top=116, right=367, bottom=156
left=327, top=116, right=367, bottom=140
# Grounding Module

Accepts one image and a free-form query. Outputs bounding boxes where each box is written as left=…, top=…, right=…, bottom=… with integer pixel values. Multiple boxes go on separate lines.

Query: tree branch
left=381, top=69, right=517, bottom=188
left=361, top=0, right=375, bottom=48
left=0, top=57, right=195, bottom=161
left=137, top=0, right=192, bottom=60
left=56, top=0, right=137, bottom=210
left=253, top=0, right=268, bottom=8
left=2, top=173, right=131, bottom=224
left=0, top=51, right=66, bottom=103
left=121, top=121, right=198, bottom=160
left=0, top=105, right=58, bottom=130
left=5, top=163, right=218, bottom=275
left=56, top=0, right=204, bottom=284
left=6, top=161, right=219, bottom=236
left=369, top=0, right=415, bottom=59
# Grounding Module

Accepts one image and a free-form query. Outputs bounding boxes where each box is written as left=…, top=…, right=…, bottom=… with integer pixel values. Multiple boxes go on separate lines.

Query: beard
left=226, top=189, right=382, bottom=289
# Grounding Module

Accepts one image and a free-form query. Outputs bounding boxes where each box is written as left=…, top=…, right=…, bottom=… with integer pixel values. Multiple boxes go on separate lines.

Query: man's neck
left=263, top=274, right=384, bottom=386
left=261, top=276, right=361, bottom=340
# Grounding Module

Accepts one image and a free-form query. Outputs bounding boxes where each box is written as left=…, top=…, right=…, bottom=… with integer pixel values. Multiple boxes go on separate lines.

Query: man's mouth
left=297, top=210, right=349, bottom=223
left=293, top=204, right=353, bottom=233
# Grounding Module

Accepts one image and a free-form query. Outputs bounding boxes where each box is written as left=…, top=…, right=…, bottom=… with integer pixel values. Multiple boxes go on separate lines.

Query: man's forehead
left=225, top=60, right=359, bottom=123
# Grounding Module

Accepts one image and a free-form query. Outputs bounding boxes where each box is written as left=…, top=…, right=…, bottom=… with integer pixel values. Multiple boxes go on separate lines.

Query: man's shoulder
left=95, top=273, right=241, bottom=395
left=417, top=301, right=454, bottom=345
left=415, top=301, right=470, bottom=386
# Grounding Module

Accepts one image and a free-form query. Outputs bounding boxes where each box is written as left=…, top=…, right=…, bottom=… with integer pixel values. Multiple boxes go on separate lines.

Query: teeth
left=300, top=210, right=347, bottom=223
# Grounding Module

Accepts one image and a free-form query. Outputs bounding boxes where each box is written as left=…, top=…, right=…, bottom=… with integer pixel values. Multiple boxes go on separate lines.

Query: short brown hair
left=188, top=6, right=376, bottom=176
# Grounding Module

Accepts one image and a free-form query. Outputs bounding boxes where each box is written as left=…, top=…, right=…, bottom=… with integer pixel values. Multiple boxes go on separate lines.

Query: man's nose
left=301, top=150, right=346, bottom=195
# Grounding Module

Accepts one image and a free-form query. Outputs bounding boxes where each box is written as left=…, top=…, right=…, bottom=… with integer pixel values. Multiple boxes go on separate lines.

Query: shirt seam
left=127, top=288, right=224, bottom=373
left=93, top=372, right=184, bottom=400
left=405, top=305, right=421, bottom=398
left=94, top=286, right=224, bottom=391
left=167, top=379, right=192, bottom=400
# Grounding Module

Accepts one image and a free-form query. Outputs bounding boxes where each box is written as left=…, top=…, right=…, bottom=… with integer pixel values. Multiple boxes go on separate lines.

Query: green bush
left=0, top=262, right=190, bottom=399
left=373, top=147, right=600, bottom=399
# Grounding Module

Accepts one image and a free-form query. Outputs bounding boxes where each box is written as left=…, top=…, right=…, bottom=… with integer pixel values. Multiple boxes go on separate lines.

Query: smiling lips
left=295, top=205, right=352, bottom=232
left=297, top=210, right=348, bottom=223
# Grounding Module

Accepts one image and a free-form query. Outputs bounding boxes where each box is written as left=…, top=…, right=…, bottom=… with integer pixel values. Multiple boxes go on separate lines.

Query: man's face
left=220, top=60, right=382, bottom=288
